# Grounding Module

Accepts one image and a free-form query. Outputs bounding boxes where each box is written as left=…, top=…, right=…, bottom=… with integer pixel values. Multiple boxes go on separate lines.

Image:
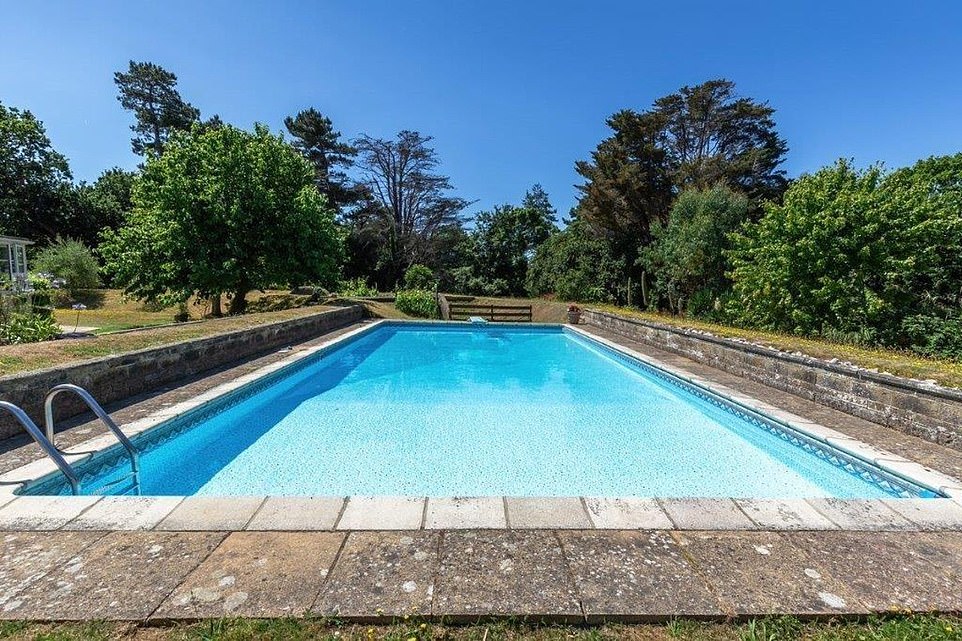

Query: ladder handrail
left=0, top=401, right=80, bottom=495
left=44, top=384, right=140, bottom=491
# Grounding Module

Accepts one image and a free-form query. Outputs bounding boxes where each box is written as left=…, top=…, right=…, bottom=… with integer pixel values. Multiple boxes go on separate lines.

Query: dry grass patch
left=0, top=304, right=340, bottom=377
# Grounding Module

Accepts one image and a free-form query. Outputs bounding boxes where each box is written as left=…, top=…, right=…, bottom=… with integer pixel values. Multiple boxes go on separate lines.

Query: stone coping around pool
left=0, top=319, right=961, bottom=533
left=1, top=495, right=962, bottom=532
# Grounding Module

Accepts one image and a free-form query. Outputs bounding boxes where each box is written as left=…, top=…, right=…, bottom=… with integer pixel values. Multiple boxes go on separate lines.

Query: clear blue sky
left=3, top=1, right=961, bottom=220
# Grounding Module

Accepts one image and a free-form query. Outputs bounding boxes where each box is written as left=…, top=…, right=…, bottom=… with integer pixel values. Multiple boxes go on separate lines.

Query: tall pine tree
left=284, top=108, right=362, bottom=211
left=114, top=61, right=199, bottom=156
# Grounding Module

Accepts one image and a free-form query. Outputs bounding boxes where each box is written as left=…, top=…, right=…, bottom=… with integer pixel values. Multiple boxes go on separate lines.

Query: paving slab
left=156, top=497, right=264, bottom=531
left=734, top=499, right=838, bottom=531
left=675, top=531, right=861, bottom=615
left=424, top=497, right=506, bottom=529
left=881, top=498, right=962, bottom=530
left=155, top=531, right=343, bottom=618
left=559, top=530, right=722, bottom=620
left=337, top=496, right=424, bottom=530
left=583, top=497, right=673, bottom=529
left=0, top=531, right=106, bottom=615
left=0, top=496, right=100, bottom=531
left=245, top=497, right=345, bottom=531
left=660, top=498, right=755, bottom=530
left=805, top=498, right=914, bottom=530
left=63, top=496, right=182, bottom=531
left=782, top=530, right=962, bottom=612
left=505, top=497, right=591, bottom=529
left=434, top=530, right=581, bottom=620
left=313, top=531, right=438, bottom=619
left=4, top=530, right=225, bottom=620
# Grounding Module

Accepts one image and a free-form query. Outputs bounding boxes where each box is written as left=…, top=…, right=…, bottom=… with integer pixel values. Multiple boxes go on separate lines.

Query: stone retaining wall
left=583, top=309, right=962, bottom=449
left=0, top=305, right=364, bottom=439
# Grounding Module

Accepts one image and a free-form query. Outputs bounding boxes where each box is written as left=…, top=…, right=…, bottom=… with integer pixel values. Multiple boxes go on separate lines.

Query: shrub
left=339, top=278, right=378, bottom=297
left=527, top=221, right=625, bottom=303
left=403, top=264, right=435, bottom=290
left=395, top=289, right=438, bottom=318
left=902, top=315, right=962, bottom=360
left=33, top=237, right=101, bottom=294
left=0, top=312, right=60, bottom=344
left=727, top=154, right=962, bottom=359
left=639, top=186, right=749, bottom=314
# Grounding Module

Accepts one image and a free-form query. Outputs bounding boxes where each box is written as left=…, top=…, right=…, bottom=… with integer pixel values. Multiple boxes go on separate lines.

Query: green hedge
left=395, top=289, right=438, bottom=318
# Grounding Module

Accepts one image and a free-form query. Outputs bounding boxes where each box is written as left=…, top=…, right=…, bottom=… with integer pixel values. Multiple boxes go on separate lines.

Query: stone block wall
left=0, top=305, right=364, bottom=440
left=583, top=309, right=962, bottom=449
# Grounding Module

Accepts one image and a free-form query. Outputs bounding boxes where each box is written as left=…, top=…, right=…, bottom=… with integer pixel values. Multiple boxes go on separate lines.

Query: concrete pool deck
left=1, top=528, right=962, bottom=620
left=1, top=320, right=962, bottom=619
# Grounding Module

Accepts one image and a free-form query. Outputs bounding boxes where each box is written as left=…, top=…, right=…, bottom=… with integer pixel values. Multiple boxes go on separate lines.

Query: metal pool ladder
left=44, top=384, right=140, bottom=495
left=0, top=401, right=81, bottom=495
left=0, top=384, right=140, bottom=495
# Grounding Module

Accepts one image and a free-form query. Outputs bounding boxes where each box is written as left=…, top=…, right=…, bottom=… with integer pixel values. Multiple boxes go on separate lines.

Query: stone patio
left=0, top=528, right=959, bottom=621
left=1, top=320, right=962, bottom=620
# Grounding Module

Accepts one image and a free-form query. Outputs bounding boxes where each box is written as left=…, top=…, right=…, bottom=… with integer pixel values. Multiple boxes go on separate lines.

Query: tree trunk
left=210, top=294, right=222, bottom=317
left=228, top=289, right=249, bottom=315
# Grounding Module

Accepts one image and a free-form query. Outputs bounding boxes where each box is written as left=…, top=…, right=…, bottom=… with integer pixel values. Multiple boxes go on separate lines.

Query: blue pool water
left=24, top=323, right=933, bottom=498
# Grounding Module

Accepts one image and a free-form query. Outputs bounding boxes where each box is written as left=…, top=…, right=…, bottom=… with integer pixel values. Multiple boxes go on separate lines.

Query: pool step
left=86, top=472, right=139, bottom=496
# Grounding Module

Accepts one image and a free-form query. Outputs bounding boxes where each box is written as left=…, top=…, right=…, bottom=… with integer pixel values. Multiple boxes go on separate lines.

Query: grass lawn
left=0, top=303, right=340, bottom=377
left=50, top=289, right=313, bottom=334
left=51, top=290, right=182, bottom=334
left=0, top=616, right=959, bottom=641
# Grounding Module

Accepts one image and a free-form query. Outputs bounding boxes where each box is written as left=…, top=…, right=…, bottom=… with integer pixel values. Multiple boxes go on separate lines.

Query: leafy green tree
left=351, top=131, right=469, bottom=287
left=403, top=264, right=435, bottom=290
left=574, top=79, right=788, bottom=298
left=114, top=61, right=200, bottom=156
left=0, top=102, right=72, bottom=241
left=521, top=183, right=557, bottom=224
left=727, top=160, right=886, bottom=339
left=430, top=224, right=475, bottom=292
left=647, top=79, right=788, bottom=200
left=527, top=220, right=626, bottom=303
left=726, top=154, right=962, bottom=358
left=574, top=125, right=673, bottom=271
left=101, top=124, right=343, bottom=315
left=284, top=108, right=362, bottom=210
left=65, top=168, right=137, bottom=248
left=877, top=154, right=962, bottom=356
left=639, top=185, right=748, bottom=315
left=33, top=237, right=101, bottom=293
left=472, top=195, right=557, bottom=295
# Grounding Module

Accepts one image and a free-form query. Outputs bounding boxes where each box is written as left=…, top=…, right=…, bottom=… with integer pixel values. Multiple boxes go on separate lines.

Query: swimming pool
left=20, top=322, right=938, bottom=498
